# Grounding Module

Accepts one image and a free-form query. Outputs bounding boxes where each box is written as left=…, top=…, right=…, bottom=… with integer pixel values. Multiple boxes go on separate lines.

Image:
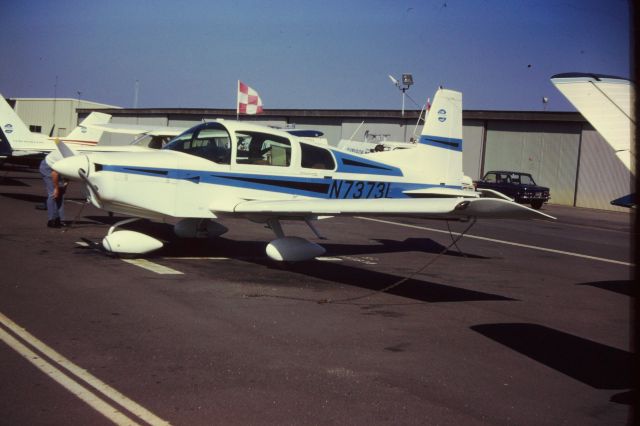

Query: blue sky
left=0, top=0, right=630, bottom=111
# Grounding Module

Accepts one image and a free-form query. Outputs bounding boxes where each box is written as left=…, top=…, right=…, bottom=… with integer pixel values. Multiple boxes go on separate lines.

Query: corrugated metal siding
left=484, top=121, right=581, bottom=206
left=15, top=100, right=73, bottom=137
left=462, top=120, right=484, bottom=180
left=575, top=125, right=631, bottom=212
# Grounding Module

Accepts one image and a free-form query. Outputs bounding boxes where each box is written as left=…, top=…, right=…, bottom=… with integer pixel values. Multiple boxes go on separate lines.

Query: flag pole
left=236, top=80, right=240, bottom=121
left=411, top=99, right=428, bottom=142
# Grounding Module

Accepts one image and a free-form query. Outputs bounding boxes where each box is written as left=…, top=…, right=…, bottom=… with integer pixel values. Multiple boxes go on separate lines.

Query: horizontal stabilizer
left=89, top=122, right=184, bottom=137
left=610, top=193, right=635, bottom=208
left=403, top=187, right=476, bottom=198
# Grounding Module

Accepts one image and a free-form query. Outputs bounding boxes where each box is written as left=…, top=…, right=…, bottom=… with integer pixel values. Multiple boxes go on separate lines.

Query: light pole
left=389, top=73, right=414, bottom=116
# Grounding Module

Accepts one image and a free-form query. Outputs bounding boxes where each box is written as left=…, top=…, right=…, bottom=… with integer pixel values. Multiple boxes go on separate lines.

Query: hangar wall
left=575, top=126, right=631, bottom=212
left=12, top=98, right=119, bottom=138
left=461, top=120, right=485, bottom=181
left=483, top=121, right=581, bottom=206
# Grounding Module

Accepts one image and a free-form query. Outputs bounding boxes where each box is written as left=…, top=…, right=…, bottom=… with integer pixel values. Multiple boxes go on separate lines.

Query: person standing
left=39, top=147, right=67, bottom=228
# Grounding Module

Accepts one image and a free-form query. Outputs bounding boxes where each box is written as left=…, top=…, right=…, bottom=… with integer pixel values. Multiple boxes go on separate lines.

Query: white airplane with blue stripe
left=53, top=88, right=554, bottom=261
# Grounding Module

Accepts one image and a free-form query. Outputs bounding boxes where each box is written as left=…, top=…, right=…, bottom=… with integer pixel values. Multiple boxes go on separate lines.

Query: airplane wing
left=213, top=197, right=555, bottom=220
left=550, top=73, right=634, bottom=171
left=87, top=122, right=185, bottom=137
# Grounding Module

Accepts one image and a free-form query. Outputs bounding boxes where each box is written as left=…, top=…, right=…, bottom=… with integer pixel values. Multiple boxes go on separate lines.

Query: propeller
left=55, top=138, right=77, bottom=158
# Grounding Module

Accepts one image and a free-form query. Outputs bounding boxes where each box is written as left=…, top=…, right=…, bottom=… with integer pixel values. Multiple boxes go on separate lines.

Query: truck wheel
left=531, top=200, right=544, bottom=209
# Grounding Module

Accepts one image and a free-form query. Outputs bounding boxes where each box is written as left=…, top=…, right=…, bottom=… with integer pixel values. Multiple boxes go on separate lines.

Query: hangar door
left=483, top=121, right=581, bottom=206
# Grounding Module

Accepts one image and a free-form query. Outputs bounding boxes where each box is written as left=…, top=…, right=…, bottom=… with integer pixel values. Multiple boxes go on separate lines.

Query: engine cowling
left=102, top=230, right=163, bottom=254
left=266, top=237, right=326, bottom=262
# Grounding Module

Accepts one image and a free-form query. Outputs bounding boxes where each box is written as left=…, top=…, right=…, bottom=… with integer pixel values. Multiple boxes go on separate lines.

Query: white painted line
left=0, top=328, right=140, bottom=425
left=0, top=312, right=170, bottom=426
left=122, top=259, right=184, bottom=275
left=161, top=256, right=230, bottom=260
left=357, top=216, right=633, bottom=267
left=75, top=241, right=90, bottom=247
left=341, top=256, right=378, bottom=265
left=316, top=257, right=344, bottom=262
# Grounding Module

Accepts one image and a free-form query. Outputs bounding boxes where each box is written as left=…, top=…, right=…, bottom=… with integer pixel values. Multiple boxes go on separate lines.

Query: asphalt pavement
left=0, top=163, right=633, bottom=425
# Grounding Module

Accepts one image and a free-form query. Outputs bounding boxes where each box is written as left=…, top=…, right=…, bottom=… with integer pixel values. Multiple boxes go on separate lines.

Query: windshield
left=163, top=123, right=231, bottom=164
left=129, top=134, right=172, bottom=149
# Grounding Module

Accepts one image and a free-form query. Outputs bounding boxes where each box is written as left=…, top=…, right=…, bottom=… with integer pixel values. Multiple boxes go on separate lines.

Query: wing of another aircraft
left=217, top=197, right=554, bottom=220
left=550, top=73, right=634, bottom=171
left=87, top=122, right=184, bottom=137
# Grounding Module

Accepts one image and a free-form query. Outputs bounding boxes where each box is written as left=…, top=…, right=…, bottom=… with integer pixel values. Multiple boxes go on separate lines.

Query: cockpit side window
left=164, top=123, right=231, bottom=164
left=300, top=143, right=335, bottom=170
left=235, top=131, right=291, bottom=167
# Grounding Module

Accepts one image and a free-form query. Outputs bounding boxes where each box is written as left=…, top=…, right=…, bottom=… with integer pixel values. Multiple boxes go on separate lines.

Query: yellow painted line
left=0, top=312, right=170, bottom=425
left=357, top=216, right=633, bottom=267
left=121, top=259, right=184, bottom=275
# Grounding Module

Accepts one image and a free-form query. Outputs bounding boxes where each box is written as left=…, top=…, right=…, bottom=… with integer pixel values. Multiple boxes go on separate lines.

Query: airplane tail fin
left=415, top=88, right=464, bottom=185
left=64, top=112, right=112, bottom=144
left=0, top=93, right=39, bottom=150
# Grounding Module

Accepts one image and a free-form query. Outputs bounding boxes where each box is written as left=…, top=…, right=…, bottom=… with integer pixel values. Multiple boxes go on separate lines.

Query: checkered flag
left=237, top=81, right=264, bottom=115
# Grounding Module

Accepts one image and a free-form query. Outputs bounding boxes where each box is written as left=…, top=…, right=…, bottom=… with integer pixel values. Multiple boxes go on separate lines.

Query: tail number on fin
left=329, top=180, right=391, bottom=199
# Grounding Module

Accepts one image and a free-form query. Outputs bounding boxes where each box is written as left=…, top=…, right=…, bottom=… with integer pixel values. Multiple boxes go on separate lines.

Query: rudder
left=417, top=88, right=464, bottom=185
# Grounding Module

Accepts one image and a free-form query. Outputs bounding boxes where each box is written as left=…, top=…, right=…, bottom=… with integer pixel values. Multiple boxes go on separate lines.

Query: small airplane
left=550, top=73, right=635, bottom=207
left=0, top=93, right=187, bottom=163
left=0, top=93, right=111, bottom=162
left=52, top=87, right=554, bottom=261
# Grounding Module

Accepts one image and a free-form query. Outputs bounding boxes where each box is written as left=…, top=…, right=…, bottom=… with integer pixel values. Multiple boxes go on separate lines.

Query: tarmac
left=0, top=163, right=633, bottom=425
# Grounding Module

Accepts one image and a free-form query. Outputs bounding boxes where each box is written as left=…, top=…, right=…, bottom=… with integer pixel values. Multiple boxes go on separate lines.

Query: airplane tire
left=531, top=200, right=544, bottom=210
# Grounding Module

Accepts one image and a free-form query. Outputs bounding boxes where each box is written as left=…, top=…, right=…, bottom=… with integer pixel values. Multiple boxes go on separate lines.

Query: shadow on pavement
left=471, top=323, right=632, bottom=391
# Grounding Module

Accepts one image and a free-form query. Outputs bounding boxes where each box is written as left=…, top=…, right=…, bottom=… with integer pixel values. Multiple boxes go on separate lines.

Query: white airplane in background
left=0, top=93, right=112, bottom=161
left=550, top=73, right=635, bottom=207
left=0, top=93, right=185, bottom=162
left=53, top=87, right=554, bottom=262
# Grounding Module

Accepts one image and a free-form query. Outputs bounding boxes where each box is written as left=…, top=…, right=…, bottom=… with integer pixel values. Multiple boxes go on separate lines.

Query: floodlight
left=402, top=74, right=414, bottom=86
left=388, top=73, right=415, bottom=116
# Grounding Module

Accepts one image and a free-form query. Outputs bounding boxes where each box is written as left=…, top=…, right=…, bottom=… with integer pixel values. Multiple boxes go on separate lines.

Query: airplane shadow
left=269, top=259, right=512, bottom=303
left=81, top=216, right=512, bottom=304
left=326, top=238, right=489, bottom=259
left=577, top=280, right=633, bottom=297
left=471, top=323, right=632, bottom=393
left=0, top=177, right=29, bottom=187
left=0, top=192, right=46, bottom=203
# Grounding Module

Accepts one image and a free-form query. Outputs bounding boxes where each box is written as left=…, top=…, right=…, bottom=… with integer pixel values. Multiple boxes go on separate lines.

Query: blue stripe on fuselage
left=98, top=165, right=457, bottom=199
left=330, top=150, right=403, bottom=176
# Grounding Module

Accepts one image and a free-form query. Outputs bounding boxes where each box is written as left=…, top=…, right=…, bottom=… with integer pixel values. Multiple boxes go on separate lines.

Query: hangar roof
left=78, top=107, right=586, bottom=122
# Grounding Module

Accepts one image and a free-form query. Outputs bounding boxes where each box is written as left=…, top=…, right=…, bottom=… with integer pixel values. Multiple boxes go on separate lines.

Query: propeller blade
left=56, top=138, right=76, bottom=158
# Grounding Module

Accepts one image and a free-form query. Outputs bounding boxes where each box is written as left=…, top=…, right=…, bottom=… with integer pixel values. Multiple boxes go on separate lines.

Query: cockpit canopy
left=163, top=121, right=335, bottom=170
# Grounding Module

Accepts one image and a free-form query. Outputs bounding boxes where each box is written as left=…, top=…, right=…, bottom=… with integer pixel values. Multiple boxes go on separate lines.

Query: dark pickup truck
left=474, top=171, right=550, bottom=209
